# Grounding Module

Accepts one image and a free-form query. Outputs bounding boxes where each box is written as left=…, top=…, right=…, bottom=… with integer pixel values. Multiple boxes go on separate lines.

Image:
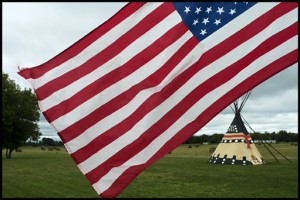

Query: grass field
left=2, top=142, right=298, bottom=198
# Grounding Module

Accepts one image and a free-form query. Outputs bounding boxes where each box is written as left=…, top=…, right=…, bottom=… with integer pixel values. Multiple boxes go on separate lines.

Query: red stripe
left=100, top=49, right=298, bottom=198
left=18, top=2, right=145, bottom=79
left=43, top=22, right=188, bottom=123
left=69, top=35, right=197, bottom=162
left=58, top=2, right=295, bottom=145
left=84, top=20, right=298, bottom=185
left=224, top=134, right=251, bottom=138
left=244, top=135, right=251, bottom=148
left=195, top=2, right=298, bottom=69
left=60, top=35, right=198, bottom=144
left=35, top=3, right=175, bottom=100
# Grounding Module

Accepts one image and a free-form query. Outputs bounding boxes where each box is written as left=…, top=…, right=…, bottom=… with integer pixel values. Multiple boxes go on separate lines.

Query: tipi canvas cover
left=209, top=92, right=264, bottom=165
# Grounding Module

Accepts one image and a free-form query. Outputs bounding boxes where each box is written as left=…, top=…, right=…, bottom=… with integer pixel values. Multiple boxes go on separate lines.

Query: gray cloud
left=38, top=114, right=57, bottom=138
left=3, top=2, right=298, bottom=141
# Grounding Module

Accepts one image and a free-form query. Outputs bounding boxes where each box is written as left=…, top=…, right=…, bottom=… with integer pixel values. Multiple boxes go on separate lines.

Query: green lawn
left=2, top=143, right=298, bottom=198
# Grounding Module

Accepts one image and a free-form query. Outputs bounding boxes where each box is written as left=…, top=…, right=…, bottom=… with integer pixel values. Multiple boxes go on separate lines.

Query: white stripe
left=65, top=31, right=197, bottom=153
left=40, top=10, right=180, bottom=112
left=76, top=9, right=297, bottom=173
left=48, top=11, right=182, bottom=130
left=27, top=3, right=163, bottom=89
left=94, top=35, right=298, bottom=194
left=203, top=2, right=279, bottom=50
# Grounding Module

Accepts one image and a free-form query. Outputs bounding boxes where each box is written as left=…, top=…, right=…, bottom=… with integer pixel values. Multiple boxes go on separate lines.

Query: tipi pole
left=260, top=141, right=279, bottom=162
left=241, top=115, right=279, bottom=162
left=267, top=143, right=292, bottom=162
left=239, top=91, right=252, bottom=112
left=238, top=91, right=292, bottom=163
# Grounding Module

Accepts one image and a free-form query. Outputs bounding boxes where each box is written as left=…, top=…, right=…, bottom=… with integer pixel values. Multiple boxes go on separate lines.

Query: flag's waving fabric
left=18, top=2, right=298, bottom=198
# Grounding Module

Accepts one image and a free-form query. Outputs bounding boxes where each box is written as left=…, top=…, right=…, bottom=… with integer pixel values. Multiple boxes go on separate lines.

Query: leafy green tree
left=276, top=130, right=288, bottom=142
left=42, top=137, right=55, bottom=146
left=208, top=133, right=223, bottom=143
left=2, top=72, right=41, bottom=158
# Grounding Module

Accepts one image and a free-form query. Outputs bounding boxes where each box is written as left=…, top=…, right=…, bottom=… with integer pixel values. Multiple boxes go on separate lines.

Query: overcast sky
left=3, top=2, right=298, bottom=141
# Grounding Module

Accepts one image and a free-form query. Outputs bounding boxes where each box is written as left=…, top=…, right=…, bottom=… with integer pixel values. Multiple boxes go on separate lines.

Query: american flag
left=19, top=2, right=298, bottom=198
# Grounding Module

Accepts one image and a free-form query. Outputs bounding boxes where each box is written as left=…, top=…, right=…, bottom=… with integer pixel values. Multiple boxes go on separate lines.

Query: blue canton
left=172, top=2, right=257, bottom=41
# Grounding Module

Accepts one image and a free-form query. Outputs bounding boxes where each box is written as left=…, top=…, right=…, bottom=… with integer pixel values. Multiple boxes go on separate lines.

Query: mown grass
left=2, top=147, right=98, bottom=198
left=2, top=143, right=298, bottom=198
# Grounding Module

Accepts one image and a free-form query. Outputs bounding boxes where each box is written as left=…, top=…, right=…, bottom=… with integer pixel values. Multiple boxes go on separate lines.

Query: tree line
left=184, top=130, right=298, bottom=144
left=25, top=130, right=299, bottom=147
left=25, top=138, right=64, bottom=147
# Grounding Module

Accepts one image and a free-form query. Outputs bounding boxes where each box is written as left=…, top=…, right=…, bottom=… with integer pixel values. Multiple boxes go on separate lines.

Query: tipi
left=208, top=91, right=264, bottom=165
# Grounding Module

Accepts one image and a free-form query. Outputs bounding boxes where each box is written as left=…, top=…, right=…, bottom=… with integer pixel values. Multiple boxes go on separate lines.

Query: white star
left=192, top=19, right=199, bottom=26
left=229, top=9, right=236, bottom=15
left=200, top=29, right=207, bottom=35
left=216, top=7, right=224, bottom=15
left=205, top=7, right=212, bottom=14
left=184, top=6, right=191, bottom=14
left=214, top=19, right=221, bottom=25
left=202, top=18, right=210, bottom=25
left=195, top=7, right=201, bottom=14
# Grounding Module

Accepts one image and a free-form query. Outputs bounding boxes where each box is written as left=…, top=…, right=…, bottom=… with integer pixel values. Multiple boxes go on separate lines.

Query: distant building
left=253, top=140, right=276, bottom=144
